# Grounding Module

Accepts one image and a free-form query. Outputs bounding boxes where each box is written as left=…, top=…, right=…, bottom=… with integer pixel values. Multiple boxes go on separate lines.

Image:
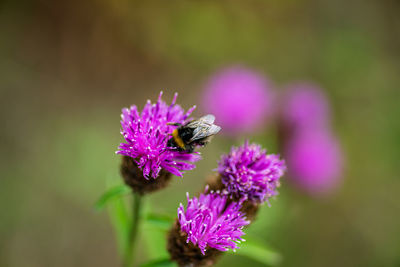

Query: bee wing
left=189, top=124, right=221, bottom=142
left=185, top=114, right=216, bottom=129
left=185, top=120, right=201, bottom=128
left=207, top=124, right=221, bottom=135
left=199, top=114, right=215, bottom=124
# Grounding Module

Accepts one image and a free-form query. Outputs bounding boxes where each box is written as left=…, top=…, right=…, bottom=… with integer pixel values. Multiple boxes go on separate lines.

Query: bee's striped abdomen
left=172, top=129, right=186, bottom=149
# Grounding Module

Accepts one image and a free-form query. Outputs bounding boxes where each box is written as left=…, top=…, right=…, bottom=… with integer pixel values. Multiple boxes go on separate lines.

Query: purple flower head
left=217, top=141, right=286, bottom=204
left=116, top=92, right=200, bottom=179
left=202, top=66, right=273, bottom=135
left=178, top=191, right=249, bottom=255
left=286, top=130, right=343, bottom=195
left=281, top=83, right=331, bottom=131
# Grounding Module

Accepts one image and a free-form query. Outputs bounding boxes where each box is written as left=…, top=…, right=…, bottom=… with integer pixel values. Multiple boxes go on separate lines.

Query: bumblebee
left=167, top=114, right=221, bottom=153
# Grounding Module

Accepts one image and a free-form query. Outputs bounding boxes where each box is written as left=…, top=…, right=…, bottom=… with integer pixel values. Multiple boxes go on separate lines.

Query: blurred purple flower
left=116, top=92, right=200, bottom=179
left=286, top=131, right=343, bottom=195
left=281, top=83, right=331, bottom=131
left=202, top=66, right=273, bottom=135
left=217, top=141, right=286, bottom=204
left=178, top=192, right=249, bottom=255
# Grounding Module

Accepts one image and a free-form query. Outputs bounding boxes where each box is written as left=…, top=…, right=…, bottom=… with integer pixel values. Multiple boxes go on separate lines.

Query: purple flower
left=116, top=92, right=200, bottom=179
left=281, top=83, right=331, bottom=131
left=178, top=192, right=249, bottom=255
left=202, top=66, right=273, bottom=135
left=286, top=131, right=343, bottom=195
left=217, top=142, right=286, bottom=204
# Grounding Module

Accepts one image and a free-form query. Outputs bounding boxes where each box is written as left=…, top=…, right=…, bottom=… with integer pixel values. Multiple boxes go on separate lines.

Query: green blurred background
left=1, top=0, right=399, bottom=266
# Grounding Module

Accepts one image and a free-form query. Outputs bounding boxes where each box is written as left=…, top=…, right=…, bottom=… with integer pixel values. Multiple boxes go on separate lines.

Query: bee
left=167, top=114, right=221, bottom=153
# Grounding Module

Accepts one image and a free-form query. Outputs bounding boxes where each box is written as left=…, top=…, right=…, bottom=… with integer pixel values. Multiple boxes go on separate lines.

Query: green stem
left=123, top=193, right=142, bottom=267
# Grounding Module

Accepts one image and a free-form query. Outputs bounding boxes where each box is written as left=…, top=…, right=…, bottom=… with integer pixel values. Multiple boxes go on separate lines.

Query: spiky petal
left=178, top=192, right=249, bottom=255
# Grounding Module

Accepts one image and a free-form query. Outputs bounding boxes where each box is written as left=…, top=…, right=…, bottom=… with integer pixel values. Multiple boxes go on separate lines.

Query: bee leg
left=167, top=137, right=174, bottom=148
left=185, top=144, right=195, bottom=153
left=196, top=137, right=210, bottom=147
left=197, top=140, right=209, bottom=147
left=167, top=122, right=182, bottom=126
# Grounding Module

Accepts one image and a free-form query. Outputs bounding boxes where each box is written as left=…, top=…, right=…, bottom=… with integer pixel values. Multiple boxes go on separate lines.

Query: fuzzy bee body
left=167, top=114, right=221, bottom=153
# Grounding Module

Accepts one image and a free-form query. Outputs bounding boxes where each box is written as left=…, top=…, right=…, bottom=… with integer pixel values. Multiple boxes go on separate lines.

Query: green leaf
left=108, top=195, right=131, bottom=257
left=94, top=184, right=131, bottom=211
left=142, top=224, right=168, bottom=259
left=140, top=258, right=177, bottom=267
left=232, top=238, right=282, bottom=266
left=145, top=212, right=175, bottom=231
left=142, top=211, right=175, bottom=259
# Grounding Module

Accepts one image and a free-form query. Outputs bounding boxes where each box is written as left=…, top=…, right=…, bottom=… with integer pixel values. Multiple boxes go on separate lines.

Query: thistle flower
left=285, top=131, right=343, bottom=196
left=279, top=83, right=344, bottom=196
left=168, top=191, right=248, bottom=266
left=217, top=142, right=286, bottom=204
left=117, top=91, right=200, bottom=179
left=116, top=92, right=201, bottom=194
left=201, top=66, right=273, bottom=135
left=281, top=83, right=331, bottom=132
left=176, top=192, right=249, bottom=255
